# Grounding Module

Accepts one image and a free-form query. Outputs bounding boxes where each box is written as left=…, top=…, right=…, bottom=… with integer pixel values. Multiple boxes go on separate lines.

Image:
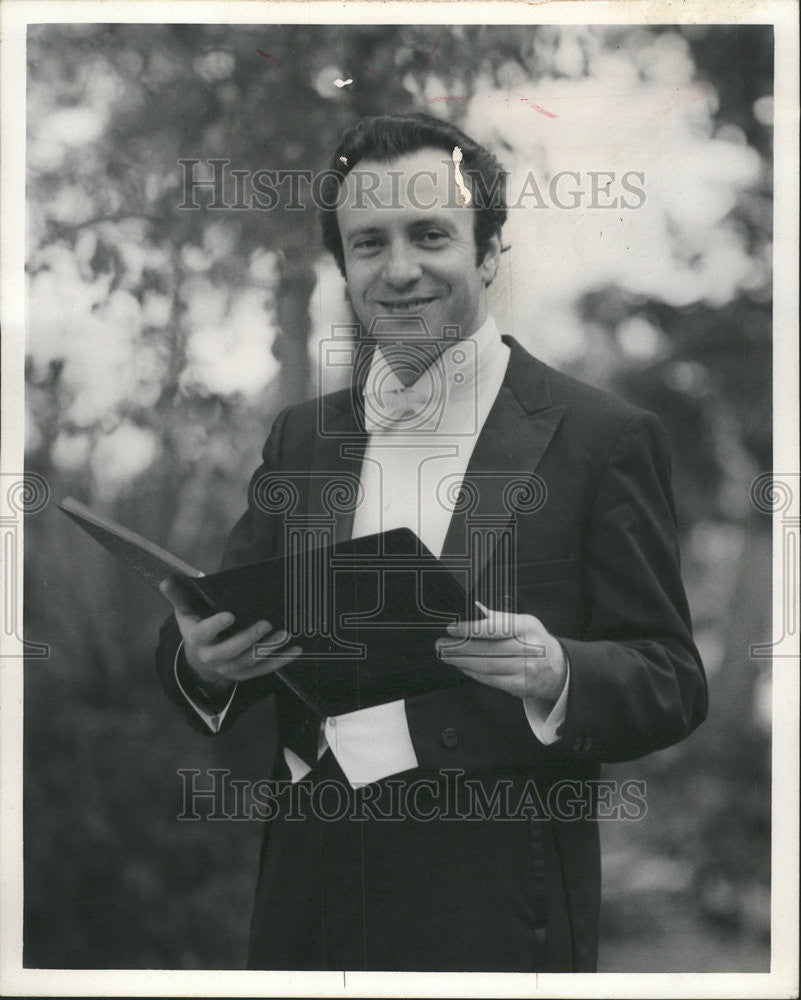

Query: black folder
left=59, top=497, right=479, bottom=716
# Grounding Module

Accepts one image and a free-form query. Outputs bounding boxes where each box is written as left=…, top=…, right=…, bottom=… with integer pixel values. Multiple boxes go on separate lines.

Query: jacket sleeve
left=553, top=410, right=707, bottom=760
left=154, top=406, right=291, bottom=735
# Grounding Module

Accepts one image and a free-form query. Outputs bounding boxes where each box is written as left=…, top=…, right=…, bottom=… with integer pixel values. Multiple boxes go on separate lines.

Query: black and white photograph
left=1, top=1, right=798, bottom=996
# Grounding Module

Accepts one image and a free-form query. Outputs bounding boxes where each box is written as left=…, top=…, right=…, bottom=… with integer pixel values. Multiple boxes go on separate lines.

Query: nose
left=382, top=241, right=422, bottom=287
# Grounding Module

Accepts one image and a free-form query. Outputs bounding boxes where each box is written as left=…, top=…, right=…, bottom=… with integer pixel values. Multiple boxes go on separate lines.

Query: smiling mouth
left=377, top=297, right=437, bottom=313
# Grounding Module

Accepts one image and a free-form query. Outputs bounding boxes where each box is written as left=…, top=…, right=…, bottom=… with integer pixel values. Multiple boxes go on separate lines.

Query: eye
left=351, top=237, right=382, bottom=255
left=418, top=229, right=448, bottom=247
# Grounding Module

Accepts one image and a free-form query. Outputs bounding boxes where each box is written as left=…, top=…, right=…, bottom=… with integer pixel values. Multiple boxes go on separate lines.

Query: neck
left=379, top=341, right=448, bottom=386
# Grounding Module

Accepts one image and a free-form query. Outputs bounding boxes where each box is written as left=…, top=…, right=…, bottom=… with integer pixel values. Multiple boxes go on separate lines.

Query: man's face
left=337, top=148, right=500, bottom=349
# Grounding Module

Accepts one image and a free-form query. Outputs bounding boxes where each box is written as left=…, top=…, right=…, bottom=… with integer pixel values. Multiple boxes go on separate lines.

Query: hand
left=159, top=576, right=302, bottom=692
left=436, top=604, right=568, bottom=704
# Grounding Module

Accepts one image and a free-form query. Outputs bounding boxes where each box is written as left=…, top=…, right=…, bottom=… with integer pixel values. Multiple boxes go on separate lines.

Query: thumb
left=159, top=576, right=200, bottom=619
left=472, top=601, right=510, bottom=632
left=466, top=602, right=516, bottom=637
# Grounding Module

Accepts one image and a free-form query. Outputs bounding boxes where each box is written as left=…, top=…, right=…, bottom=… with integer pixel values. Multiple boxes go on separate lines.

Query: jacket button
left=441, top=727, right=459, bottom=748
left=582, top=736, right=593, bottom=751
left=571, top=737, right=583, bottom=751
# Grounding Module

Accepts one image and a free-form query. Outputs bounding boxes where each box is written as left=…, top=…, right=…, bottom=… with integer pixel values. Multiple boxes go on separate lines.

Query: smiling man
left=157, top=113, right=706, bottom=973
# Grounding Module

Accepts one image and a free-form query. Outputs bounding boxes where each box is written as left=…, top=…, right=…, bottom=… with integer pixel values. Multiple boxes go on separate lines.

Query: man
left=156, top=113, right=707, bottom=972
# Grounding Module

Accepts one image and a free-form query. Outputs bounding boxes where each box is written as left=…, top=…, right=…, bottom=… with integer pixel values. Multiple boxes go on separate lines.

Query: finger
left=446, top=658, right=533, bottom=682
left=450, top=665, right=521, bottom=695
left=191, top=611, right=239, bottom=644
left=252, top=629, right=295, bottom=658
left=455, top=662, right=553, bottom=700
left=438, top=652, right=535, bottom=674
left=227, top=645, right=304, bottom=681
left=437, top=636, right=533, bottom=658
left=206, top=619, right=277, bottom=661
left=452, top=663, right=505, bottom=684
left=474, top=600, right=491, bottom=617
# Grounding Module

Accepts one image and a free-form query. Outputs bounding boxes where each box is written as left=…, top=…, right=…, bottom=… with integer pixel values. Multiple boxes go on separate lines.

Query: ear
left=478, top=232, right=502, bottom=287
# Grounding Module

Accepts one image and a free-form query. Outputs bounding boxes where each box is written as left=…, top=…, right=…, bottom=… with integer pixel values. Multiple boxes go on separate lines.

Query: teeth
left=383, top=299, right=433, bottom=310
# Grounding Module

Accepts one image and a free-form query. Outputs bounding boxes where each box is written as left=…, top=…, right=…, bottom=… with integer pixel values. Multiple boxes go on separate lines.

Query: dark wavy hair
left=320, top=113, right=508, bottom=276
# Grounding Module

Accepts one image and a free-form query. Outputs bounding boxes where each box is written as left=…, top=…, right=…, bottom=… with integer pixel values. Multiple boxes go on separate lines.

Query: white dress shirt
left=176, top=316, right=569, bottom=785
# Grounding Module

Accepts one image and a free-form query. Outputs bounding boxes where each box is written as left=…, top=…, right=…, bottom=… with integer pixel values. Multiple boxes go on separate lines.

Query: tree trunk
left=275, top=259, right=317, bottom=409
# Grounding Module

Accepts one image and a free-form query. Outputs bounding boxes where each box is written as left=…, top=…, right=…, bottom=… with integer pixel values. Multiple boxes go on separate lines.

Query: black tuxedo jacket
left=156, top=336, right=707, bottom=971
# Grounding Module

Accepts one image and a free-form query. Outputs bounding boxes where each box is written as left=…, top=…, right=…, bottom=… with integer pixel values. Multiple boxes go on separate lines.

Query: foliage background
left=23, top=22, right=773, bottom=970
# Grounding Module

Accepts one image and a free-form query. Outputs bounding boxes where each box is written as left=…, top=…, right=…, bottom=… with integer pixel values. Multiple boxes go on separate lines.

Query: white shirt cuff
left=323, top=699, right=419, bottom=788
left=523, top=656, right=570, bottom=745
left=173, top=640, right=238, bottom=733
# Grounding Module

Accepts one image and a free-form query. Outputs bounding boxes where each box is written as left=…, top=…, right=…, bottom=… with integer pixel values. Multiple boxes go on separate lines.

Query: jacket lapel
left=440, top=337, right=565, bottom=598
left=309, top=384, right=369, bottom=545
